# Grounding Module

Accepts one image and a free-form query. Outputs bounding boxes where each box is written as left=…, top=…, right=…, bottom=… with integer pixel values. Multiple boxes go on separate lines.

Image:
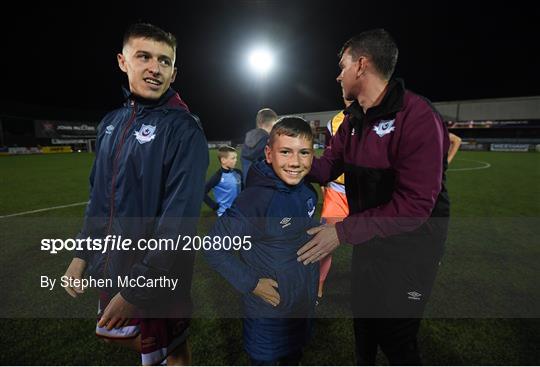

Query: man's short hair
left=256, top=108, right=278, bottom=128
left=339, top=29, right=398, bottom=80
left=268, top=117, right=314, bottom=146
left=123, top=23, right=177, bottom=52
left=217, top=145, right=237, bottom=160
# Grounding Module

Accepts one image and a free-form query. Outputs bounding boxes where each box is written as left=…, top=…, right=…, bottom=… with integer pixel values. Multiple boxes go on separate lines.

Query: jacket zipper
left=103, top=101, right=137, bottom=278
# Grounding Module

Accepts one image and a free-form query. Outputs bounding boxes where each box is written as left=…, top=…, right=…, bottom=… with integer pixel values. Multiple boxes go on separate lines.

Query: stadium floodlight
left=248, top=47, right=274, bottom=76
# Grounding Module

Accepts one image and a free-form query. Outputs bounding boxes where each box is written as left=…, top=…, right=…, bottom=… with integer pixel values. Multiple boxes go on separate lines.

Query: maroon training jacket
left=309, top=79, right=450, bottom=245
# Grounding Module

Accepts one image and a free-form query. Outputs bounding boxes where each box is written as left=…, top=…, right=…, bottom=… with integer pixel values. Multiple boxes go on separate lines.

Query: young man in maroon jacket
left=297, top=29, right=450, bottom=364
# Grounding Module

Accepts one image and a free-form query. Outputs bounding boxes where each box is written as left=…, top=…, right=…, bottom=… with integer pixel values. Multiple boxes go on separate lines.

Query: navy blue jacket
left=204, top=160, right=319, bottom=359
left=76, top=88, right=209, bottom=308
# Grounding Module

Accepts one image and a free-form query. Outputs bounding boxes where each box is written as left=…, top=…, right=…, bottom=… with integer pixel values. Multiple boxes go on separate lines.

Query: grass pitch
left=0, top=150, right=539, bottom=365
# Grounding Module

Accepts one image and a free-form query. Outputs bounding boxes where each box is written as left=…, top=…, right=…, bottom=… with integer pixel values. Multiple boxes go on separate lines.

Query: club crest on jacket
left=307, top=198, right=315, bottom=217
left=373, top=119, right=395, bottom=137
left=134, top=124, right=157, bottom=144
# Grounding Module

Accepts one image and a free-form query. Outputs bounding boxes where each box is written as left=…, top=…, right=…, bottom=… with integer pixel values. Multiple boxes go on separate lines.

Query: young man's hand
left=252, top=278, right=280, bottom=307
left=63, top=257, right=87, bottom=298
left=98, top=292, right=137, bottom=330
left=297, top=223, right=340, bottom=265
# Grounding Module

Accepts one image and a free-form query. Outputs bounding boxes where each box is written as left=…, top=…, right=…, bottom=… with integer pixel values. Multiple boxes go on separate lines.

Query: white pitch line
left=448, top=158, right=491, bottom=171
left=0, top=201, right=88, bottom=219
left=0, top=158, right=490, bottom=218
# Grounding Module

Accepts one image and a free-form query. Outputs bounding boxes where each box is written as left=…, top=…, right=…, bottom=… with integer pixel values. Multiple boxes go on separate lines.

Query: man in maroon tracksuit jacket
left=297, top=29, right=450, bottom=364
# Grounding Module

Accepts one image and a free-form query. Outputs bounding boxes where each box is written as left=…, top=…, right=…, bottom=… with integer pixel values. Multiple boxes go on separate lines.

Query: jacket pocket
left=274, top=264, right=316, bottom=316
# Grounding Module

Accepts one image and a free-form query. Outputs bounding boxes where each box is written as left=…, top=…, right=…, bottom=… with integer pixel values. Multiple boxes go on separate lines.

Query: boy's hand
left=253, top=278, right=280, bottom=307
left=63, top=257, right=87, bottom=298
left=98, top=292, right=137, bottom=330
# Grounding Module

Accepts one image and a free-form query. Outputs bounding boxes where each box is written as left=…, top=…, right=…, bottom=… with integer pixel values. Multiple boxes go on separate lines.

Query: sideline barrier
left=490, top=143, right=530, bottom=152
left=6, top=147, right=42, bottom=155
left=40, top=146, right=73, bottom=154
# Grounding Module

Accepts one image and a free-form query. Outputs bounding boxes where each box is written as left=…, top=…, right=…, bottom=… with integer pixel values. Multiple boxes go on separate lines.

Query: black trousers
left=350, top=219, right=448, bottom=365
left=354, top=318, right=421, bottom=365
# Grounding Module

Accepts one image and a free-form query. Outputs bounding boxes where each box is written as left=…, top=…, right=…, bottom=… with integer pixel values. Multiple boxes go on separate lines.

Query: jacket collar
left=345, top=78, right=405, bottom=129
left=122, top=86, right=189, bottom=112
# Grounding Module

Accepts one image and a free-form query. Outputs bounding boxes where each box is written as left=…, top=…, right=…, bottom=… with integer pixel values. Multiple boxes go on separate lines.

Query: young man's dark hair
left=217, top=145, right=237, bottom=160
left=339, top=28, right=398, bottom=80
left=269, top=116, right=314, bottom=146
left=123, top=22, right=177, bottom=51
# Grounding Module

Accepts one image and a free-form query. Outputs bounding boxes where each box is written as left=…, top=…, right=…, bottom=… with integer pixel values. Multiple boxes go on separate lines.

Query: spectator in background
left=241, top=108, right=278, bottom=184
left=204, top=145, right=243, bottom=216
left=317, top=98, right=352, bottom=303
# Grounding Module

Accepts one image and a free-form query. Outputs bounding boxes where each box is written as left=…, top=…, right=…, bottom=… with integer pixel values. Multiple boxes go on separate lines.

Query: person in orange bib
left=318, top=99, right=352, bottom=302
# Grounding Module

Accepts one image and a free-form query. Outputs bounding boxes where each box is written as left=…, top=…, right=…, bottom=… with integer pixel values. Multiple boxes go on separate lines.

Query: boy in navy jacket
left=204, top=117, right=319, bottom=365
left=204, top=146, right=243, bottom=216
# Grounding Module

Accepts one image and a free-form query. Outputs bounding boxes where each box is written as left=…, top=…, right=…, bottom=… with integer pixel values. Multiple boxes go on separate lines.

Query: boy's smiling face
left=265, top=134, right=313, bottom=186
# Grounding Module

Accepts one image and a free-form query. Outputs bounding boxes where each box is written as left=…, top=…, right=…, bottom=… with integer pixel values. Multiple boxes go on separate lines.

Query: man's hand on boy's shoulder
left=253, top=278, right=280, bottom=307
left=297, top=223, right=340, bottom=265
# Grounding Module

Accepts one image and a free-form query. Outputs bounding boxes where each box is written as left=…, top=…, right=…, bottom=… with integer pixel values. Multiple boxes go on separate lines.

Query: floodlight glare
left=248, top=48, right=274, bottom=75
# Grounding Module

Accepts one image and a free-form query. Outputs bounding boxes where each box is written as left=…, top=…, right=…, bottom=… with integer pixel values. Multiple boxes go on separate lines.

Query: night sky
left=2, top=1, right=538, bottom=141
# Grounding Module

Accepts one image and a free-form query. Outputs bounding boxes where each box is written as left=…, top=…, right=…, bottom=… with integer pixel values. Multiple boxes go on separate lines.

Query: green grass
left=0, top=151, right=539, bottom=365
left=0, top=154, right=92, bottom=216
left=446, top=152, right=540, bottom=217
